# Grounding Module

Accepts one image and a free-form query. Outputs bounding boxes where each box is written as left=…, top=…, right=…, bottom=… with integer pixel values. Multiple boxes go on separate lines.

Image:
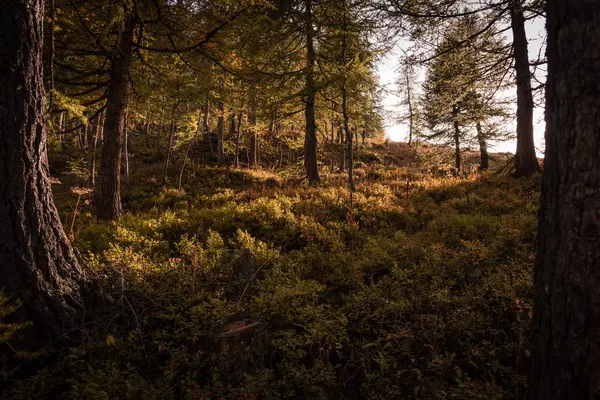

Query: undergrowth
left=1, top=164, right=539, bottom=399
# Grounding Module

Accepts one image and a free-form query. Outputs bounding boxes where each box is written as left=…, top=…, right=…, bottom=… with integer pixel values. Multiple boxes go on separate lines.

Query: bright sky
left=378, top=17, right=547, bottom=156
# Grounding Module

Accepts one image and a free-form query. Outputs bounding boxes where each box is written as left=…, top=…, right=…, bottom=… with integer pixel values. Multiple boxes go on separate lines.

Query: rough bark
left=304, top=0, right=320, bottom=184
left=510, top=0, right=540, bottom=178
left=476, top=121, right=488, bottom=170
left=0, top=0, right=86, bottom=339
left=530, top=2, right=600, bottom=398
left=96, top=11, right=134, bottom=220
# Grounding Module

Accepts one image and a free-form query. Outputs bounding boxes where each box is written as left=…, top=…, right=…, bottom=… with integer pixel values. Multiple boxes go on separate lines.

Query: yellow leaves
left=106, top=334, right=116, bottom=346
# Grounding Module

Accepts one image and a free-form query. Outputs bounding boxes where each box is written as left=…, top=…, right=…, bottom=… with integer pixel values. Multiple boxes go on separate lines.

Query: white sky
left=378, top=17, right=547, bottom=156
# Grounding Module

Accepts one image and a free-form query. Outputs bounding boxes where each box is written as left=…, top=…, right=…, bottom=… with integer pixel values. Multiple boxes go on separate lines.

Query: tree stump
left=211, top=315, right=268, bottom=385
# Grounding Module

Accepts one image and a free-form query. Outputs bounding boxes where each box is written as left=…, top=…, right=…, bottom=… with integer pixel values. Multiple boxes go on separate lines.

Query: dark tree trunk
left=406, top=69, right=414, bottom=146
left=343, top=91, right=356, bottom=192
left=144, top=113, right=151, bottom=148
left=0, top=0, right=86, bottom=339
left=304, top=0, right=320, bottom=184
left=476, top=121, right=488, bottom=170
left=249, top=87, right=258, bottom=168
left=96, top=11, right=134, bottom=220
left=510, top=0, right=540, bottom=178
left=339, top=127, right=346, bottom=172
left=341, top=9, right=355, bottom=192
left=530, top=2, right=600, bottom=398
left=217, top=79, right=225, bottom=165
left=452, top=105, right=461, bottom=171
left=203, top=101, right=215, bottom=160
left=234, top=111, right=243, bottom=168
left=330, top=106, right=336, bottom=172
left=123, top=112, right=130, bottom=194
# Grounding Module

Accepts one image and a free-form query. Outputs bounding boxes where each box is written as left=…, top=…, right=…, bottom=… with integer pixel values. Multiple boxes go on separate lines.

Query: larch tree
left=0, top=0, right=87, bottom=339
left=384, top=0, right=542, bottom=177
left=530, top=0, right=600, bottom=398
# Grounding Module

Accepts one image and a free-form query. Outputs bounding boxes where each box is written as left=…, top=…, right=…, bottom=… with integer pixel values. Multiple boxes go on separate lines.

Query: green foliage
left=2, top=165, right=539, bottom=399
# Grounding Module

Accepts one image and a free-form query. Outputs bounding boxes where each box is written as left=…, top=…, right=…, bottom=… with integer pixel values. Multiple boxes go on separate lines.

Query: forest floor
left=2, top=143, right=538, bottom=399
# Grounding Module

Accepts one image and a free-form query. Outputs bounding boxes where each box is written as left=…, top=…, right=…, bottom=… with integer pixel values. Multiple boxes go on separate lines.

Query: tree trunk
left=123, top=112, right=130, bottom=194
left=178, top=110, right=202, bottom=189
left=163, top=118, right=176, bottom=186
left=476, top=121, right=488, bottom=170
left=249, top=87, right=258, bottom=168
left=343, top=91, right=356, bottom=192
left=304, top=0, right=320, bottom=184
left=339, top=127, right=346, bottom=172
left=406, top=69, right=414, bottom=145
left=144, top=113, right=151, bottom=148
left=341, top=9, right=355, bottom=192
left=217, top=79, right=225, bottom=165
left=88, top=110, right=103, bottom=186
left=234, top=111, right=243, bottom=168
left=452, top=105, right=461, bottom=171
left=330, top=106, right=336, bottom=172
left=96, top=11, right=134, bottom=220
left=510, top=0, right=540, bottom=178
left=530, top=2, right=600, bottom=398
left=203, top=100, right=215, bottom=160
left=0, top=0, right=86, bottom=339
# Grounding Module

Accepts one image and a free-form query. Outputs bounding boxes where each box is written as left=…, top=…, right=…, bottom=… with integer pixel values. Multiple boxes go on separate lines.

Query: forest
left=0, top=0, right=598, bottom=399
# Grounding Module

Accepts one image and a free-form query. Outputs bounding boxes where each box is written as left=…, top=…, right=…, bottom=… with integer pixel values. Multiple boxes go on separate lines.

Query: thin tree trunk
left=406, top=69, right=414, bottom=145
left=0, top=0, right=86, bottom=338
left=330, top=106, right=336, bottom=172
left=217, top=79, right=225, bottom=165
left=144, top=113, right=151, bottom=148
left=510, top=0, right=540, bottom=178
left=341, top=7, right=355, bottom=192
left=88, top=110, right=103, bottom=186
left=123, top=112, right=130, bottom=193
left=338, top=127, right=346, bottom=172
left=531, top=2, right=600, bottom=398
left=452, top=105, right=461, bottom=171
left=203, top=100, right=215, bottom=160
left=178, top=110, right=202, bottom=189
left=304, top=0, right=320, bottom=184
left=249, top=87, right=258, bottom=168
left=163, top=117, right=176, bottom=186
left=96, top=10, right=134, bottom=220
left=476, top=121, right=488, bottom=170
left=234, top=110, right=243, bottom=168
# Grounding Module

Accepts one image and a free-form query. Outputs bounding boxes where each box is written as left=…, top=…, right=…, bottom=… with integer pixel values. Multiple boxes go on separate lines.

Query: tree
left=421, top=15, right=511, bottom=171
left=530, top=1, right=600, bottom=398
left=0, top=0, right=86, bottom=338
left=509, top=0, right=540, bottom=177
left=303, top=0, right=320, bottom=184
